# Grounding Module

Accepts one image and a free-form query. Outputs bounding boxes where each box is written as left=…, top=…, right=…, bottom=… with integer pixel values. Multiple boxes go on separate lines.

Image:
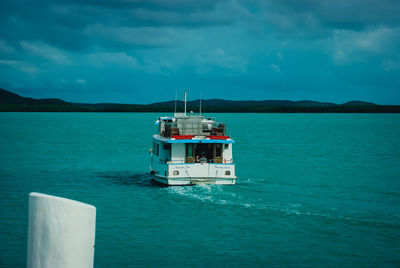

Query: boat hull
left=151, top=174, right=236, bottom=186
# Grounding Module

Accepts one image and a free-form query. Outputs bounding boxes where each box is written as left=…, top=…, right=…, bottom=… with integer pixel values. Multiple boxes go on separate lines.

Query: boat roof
left=154, top=112, right=233, bottom=142
left=153, top=134, right=235, bottom=144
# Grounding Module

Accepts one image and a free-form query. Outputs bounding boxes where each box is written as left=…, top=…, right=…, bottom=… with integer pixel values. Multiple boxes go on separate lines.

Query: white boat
left=149, top=92, right=237, bottom=186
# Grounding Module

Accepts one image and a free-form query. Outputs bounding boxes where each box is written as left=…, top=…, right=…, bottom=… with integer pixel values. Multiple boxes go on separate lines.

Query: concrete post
left=27, top=193, right=96, bottom=268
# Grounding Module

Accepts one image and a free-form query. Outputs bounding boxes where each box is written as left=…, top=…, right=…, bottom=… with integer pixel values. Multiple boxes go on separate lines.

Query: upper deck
left=152, top=113, right=234, bottom=165
left=156, top=113, right=231, bottom=140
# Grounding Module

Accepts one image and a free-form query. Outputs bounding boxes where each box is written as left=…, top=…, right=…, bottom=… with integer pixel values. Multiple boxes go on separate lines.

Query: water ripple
left=163, top=183, right=400, bottom=229
left=95, top=171, right=157, bottom=187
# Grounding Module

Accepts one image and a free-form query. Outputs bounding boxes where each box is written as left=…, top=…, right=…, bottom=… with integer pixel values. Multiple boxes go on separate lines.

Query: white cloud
left=83, top=24, right=181, bottom=47
left=196, top=48, right=247, bottom=72
left=333, top=50, right=348, bottom=65
left=76, top=79, right=87, bottom=84
left=0, top=59, right=41, bottom=74
left=86, top=52, right=139, bottom=68
left=330, top=26, right=397, bottom=65
left=0, top=59, right=19, bottom=66
left=19, top=40, right=72, bottom=64
left=269, top=64, right=281, bottom=73
left=277, top=52, right=284, bottom=61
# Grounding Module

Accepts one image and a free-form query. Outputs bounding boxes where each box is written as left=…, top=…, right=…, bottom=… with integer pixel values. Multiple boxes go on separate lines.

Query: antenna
left=184, top=90, right=187, bottom=115
left=174, top=90, right=177, bottom=114
left=199, top=93, right=202, bottom=115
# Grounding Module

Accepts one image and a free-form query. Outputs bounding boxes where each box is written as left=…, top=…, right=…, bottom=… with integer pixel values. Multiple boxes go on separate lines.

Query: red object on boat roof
left=207, top=135, right=230, bottom=140
left=171, top=135, right=195, bottom=139
left=171, top=135, right=230, bottom=140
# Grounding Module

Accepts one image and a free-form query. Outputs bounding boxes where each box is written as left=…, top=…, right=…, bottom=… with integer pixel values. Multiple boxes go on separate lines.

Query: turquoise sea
left=0, top=112, right=399, bottom=267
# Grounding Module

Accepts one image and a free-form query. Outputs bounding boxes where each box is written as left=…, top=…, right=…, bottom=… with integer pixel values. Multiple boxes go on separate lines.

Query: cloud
left=0, top=39, right=15, bottom=53
left=19, top=40, right=72, bottom=64
left=86, top=52, right=139, bottom=69
left=76, top=79, right=86, bottom=84
left=0, top=59, right=41, bottom=74
left=82, top=24, right=183, bottom=49
left=0, top=0, right=233, bottom=52
left=242, top=0, right=400, bottom=39
left=0, top=0, right=399, bottom=103
left=196, top=48, right=247, bottom=73
left=269, top=64, right=281, bottom=73
left=2, top=0, right=400, bottom=52
left=328, top=26, right=398, bottom=65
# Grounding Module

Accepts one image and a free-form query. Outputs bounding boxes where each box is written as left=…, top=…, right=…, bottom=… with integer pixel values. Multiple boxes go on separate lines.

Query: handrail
left=165, top=159, right=234, bottom=164
left=159, top=119, right=227, bottom=137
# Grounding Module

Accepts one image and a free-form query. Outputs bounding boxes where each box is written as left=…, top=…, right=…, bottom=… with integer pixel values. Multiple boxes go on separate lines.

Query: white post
left=27, top=193, right=96, bottom=268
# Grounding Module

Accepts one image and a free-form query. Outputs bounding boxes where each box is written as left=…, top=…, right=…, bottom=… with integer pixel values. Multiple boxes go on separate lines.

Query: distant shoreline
left=1, top=104, right=400, bottom=113
left=1, top=88, right=400, bottom=113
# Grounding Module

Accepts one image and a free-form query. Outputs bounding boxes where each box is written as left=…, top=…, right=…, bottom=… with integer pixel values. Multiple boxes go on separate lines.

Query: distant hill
left=0, top=88, right=69, bottom=106
left=1, top=88, right=399, bottom=113
left=150, top=99, right=338, bottom=107
left=341, top=101, right=377, bottom=106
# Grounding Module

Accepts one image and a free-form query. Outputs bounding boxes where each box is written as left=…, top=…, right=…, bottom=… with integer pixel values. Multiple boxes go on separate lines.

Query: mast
left=184, top=90, right=187, bottom=115
left=174, top=90, right=177, bottom=114
left=199, top=93, right=202, bottom=115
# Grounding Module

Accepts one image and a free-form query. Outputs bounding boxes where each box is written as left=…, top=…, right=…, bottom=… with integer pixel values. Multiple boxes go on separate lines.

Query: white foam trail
left=166, top=186, right=303, bottom=213
left=163, top=185, right=400, bottom=227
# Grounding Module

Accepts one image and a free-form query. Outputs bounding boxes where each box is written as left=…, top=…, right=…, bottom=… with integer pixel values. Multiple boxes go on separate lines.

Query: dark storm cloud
left=1, top=0, right=400, bottom=51
left=244, top=0, right=400, bottom=38
left=48, top=0, right=232, bottom=29
left=274, top=0, right=400, bottom=27
left=0, top=0, right=233, bottom=51
left=0, top=0, right=399, bottom=104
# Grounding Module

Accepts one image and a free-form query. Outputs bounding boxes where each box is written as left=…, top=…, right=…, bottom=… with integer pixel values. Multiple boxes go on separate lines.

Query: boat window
left=224, top=144, right=229, bottom=149
left=186, top=144, right=194, bottom=158
left=193, top=143, right=213, bottom=163
left=163, top=144, right=171, bottom=150
left=215, top=144, right=222, bottom=158
left=156, top=143, right=159, bottom=156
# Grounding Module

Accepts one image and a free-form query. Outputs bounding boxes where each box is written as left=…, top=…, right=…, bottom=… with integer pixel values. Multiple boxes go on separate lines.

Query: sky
left=0, top=0, right=400, bottom=104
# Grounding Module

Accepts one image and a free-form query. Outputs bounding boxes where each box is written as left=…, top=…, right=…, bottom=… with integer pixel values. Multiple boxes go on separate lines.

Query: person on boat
left=199, top=151, right=207, bottom=163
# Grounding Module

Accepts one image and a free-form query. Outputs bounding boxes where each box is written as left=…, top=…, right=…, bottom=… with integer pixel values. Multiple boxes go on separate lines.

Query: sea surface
left=0, top=112, right=399, bottom=267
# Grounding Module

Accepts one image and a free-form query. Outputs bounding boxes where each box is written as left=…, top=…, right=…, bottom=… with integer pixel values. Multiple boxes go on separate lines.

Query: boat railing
left=159, top=118, right=228, bottom=137
left=166, top=158, right=234, bottom=164
left=203, top=158, right=233, bottom=164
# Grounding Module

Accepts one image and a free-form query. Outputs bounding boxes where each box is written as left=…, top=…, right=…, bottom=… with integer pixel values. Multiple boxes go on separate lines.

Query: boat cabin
left=150, top=104, right=236, bottom=185
left=152, top=114, right=234, bottom=165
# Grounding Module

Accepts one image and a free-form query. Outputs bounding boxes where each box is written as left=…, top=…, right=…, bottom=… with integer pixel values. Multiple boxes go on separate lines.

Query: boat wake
left=164, top=183, right=256, bottom=208
left=165, top=184, right=237, bottom=205
left=163, top=180, right=400, bottom=228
